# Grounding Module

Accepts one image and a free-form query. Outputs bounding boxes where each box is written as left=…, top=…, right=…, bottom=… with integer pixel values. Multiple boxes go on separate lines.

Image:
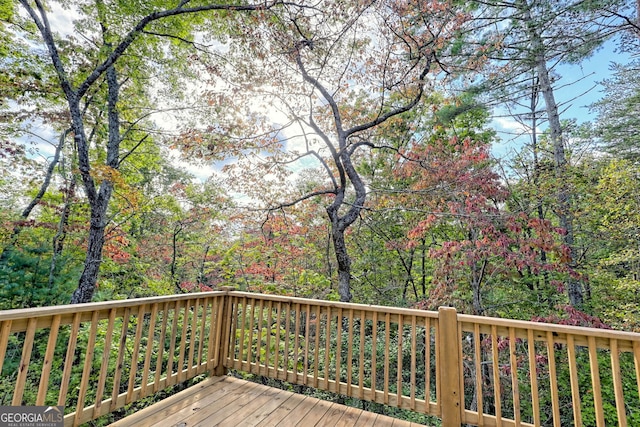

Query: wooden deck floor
left=109, top=376, right=428, bottom=427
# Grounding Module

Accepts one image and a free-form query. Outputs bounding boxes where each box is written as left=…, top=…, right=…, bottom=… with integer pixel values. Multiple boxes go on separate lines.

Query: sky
left=491, top=37, right=631, bottom=159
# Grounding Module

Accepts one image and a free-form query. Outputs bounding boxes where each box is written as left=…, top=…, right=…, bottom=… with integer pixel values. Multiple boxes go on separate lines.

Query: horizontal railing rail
left=0, top=289, right=639, bottom=426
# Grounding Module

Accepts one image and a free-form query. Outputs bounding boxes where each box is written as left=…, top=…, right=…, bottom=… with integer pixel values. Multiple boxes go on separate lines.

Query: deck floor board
left=109, top=376, right=429, bottom=427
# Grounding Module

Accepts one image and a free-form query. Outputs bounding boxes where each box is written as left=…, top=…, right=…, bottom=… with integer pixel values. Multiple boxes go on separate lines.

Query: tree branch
left=75, top=1, right=282, bottom=99
left=345, top=54, right=433, bottom=137
left=118, top=134, right=150, bottom=166
left=263, top=189, right=337, bottom=211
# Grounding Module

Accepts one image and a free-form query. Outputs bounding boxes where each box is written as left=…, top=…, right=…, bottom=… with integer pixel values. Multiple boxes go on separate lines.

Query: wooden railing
left=0, top=292, right=227, bottom=426
left=1, top=289, right=639, bottom=426
left=456, top=314, right=640, bottom=427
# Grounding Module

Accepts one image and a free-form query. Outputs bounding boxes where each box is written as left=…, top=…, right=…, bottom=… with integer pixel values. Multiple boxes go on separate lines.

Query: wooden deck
left=109, top=376, right=428, bottom=427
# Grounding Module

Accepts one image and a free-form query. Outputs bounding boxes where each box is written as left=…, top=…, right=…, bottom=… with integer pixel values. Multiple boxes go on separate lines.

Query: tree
left=183, top=0, right=470, bottom=302
left=466, top=0, right=627, bottom=308
left=581, top=158, right=640, bottom=329
left=399, top=133, right=564, bottom=315
left=17, top=0, right=285, bottom=303
left=591, top=59, right=640, bottom=160
left=0, top=3, right=74, bottom=266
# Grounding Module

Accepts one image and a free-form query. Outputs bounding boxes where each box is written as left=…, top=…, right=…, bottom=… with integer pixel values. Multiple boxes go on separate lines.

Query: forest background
left=2, top=0, right=640, bottom=332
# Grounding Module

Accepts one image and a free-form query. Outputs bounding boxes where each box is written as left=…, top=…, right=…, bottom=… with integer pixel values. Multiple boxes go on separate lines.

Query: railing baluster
left=187, top=298, right=200, bottom=376
left=424, top=317, right=431, bottom=414
left=208, top=297, right=218, bottom=371
left=238, top=297, right=247, bottom=368
left=508, top=327, right=521, bottom=426
left=359, top=309, right=366, bottom=400
left=410, top=315, right=417, bottom=411
left=303, top=304, right=311, bottom=386
left=141, top=303, right=158, bottom=397
left=346, top=308, right=354, bottom=397
left=267, top=301, right=282, bottom=378
left=177, top=300, right=191, bottom=383
left=491, top=325, right=501, bottom=424
left=245, top=298, right=256, bottom=373
left=324, top=306, right=331, bottom=391
left=473, top=323, right=482, bottom=426
left=167, top=300, right=180, bottom=385
left=156, top=302, right=170, bottom=391
left=197, top=298, right=208, bottom=370
left=127, top=304, right=146, bottom=403
left=36, top=314, right=61, bottom=405
left=566, top=334, right=582, bottom=427
left=221, top=294, right=234, bottom=372
left=74, top=311, right=99, bottom=424
left=371, top=311, right=378, bottom=404
left=293, top=302, right=301, bottom=381
left=457, top=314, right=465, bottom=422
left=93, top=309, right=116, bottom=417
left=634, top=341, right=640, bottom=404
left=0, top=320, right=12, bottom=376
left=109, top=308, right=129, bottom=411
left=434, top=318, right=442, bottom=416
left=610, top=338, right=627, bottom=426
left=265, top=299, right=274, bottom=377
left=546, top=330, right=560, bottom=427
left=13, top=317, right=37, bottom=405
left=384, top=311, right=390, bottom=405
left=588, top=335, right=605, bottom=427
left=229, top=296, right=239, bottom=363
left=397, top=313, right=403, bottom=407
left=313, top=304, right=321, bottom=389
left=273, top=301, right=288, bottom=379
left=527, top=329, right=541, bottom=427
left=283, top=301, right=291, bottom=379
left=336, top=307, right=343, bottom=394
left=254, top=298, right=264, bottom=374
left=279, top=300, right=287, bottom=377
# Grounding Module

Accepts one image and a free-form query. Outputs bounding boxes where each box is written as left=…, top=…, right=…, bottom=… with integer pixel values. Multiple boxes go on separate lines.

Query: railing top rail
left=225, top=291, right=440, bottom=318
left=0, top=291, right=227, bottom=321
left=2, top=288, right=638, bottom=341
left=457, top=312, right=640, bottom=341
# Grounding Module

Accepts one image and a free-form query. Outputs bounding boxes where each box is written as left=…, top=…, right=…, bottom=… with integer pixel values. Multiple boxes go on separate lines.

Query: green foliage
left=592, top=60, right=640, bottom=161
left=0, top=243, right=79, bottom=309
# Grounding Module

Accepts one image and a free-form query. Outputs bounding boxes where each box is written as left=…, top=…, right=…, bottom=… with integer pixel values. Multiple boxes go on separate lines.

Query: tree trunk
left=471, top=259, right=487, bottom=315
left=71, top=59, right=120, bottom=303
left=329, top=209, right=352, bottom=302
left=421, top=238, right=427, bottom=297
left=523, top=1, right=584, bottom=308
left=71, top=204, right=109, bottom=303
left=535, top=55, right=583, bottom=308
left=198, top=244, right=210, bottom=286
left=171, top=223, right=183, bottom=293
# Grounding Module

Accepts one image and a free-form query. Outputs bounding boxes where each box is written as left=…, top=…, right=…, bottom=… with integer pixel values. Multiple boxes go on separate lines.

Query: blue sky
left=491, top=38, right=631, bottom=159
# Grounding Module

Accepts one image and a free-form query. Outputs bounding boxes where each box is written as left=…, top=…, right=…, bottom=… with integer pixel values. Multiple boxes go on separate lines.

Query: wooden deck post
left=214, top=287, right=235, bottom=376
left=438, top=306, right=463, bottom=426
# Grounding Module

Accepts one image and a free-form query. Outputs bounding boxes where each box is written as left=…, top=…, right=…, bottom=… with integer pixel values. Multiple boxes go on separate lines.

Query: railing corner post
left=438, top=306, right=463, bottom=426
left=214, top=286, right=235, bottom=376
